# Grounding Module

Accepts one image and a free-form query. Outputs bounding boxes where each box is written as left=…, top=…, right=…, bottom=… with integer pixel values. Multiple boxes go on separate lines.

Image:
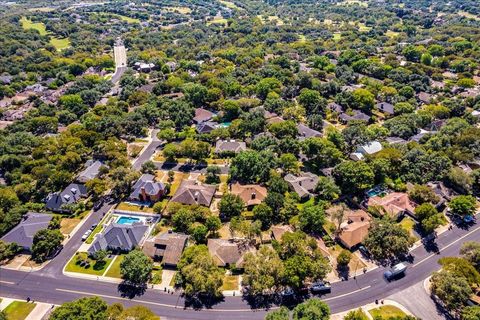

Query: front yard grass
left=65, top=252, right=112, bottom=276
left=221, top=275, right=239, bottom=291
left=398, top=217, right=419, bottom=240
left=3, top=301, right=36, bottom=320
left=150, top=265, right=163, bottom=284
left=60, top=218, right=80, bottom=235
left=104, top=255, right=125, bottom=279
left=369, top=305, right=406, bottom=319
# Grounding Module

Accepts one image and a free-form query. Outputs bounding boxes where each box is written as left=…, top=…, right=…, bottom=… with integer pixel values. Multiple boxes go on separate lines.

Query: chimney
left=141, top=187, right=146, bottom=199
left=251, top=192, right=256, bottom=200
left=194, top=191, right=200, bottom=202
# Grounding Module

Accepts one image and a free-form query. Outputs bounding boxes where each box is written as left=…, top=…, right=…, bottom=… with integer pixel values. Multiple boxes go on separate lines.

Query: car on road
left=310, top=281, right=331, bottom=294
left=81, top=229, right=92, bottom=241
left=384, top=262, right=407, bottom=281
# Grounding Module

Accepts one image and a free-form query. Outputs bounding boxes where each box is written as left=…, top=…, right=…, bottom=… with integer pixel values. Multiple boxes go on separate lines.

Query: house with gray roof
left=339, top=110, right=371, bottom=123
left=171, top=180, right=216, bottom=207
left=77, top=160, right=105, bottom=183
left=376, top=102, right=394, bottom=115
left=193, top=108, right=215, bottom=124
left=328, top=102, right=343, bottom=113
left=196, top=121, right=219, bottom=134
left=284, top=172, right=319, bottom=200
left=129, top=174, right=166, bottom=203
left=88, top=222, right=148, bottom=254
left=45, top=183, right=88, bottom=213
left=297, top=123, right=322, bottom=140
left=215, top=140, right=247, bottom=155
left=143, top=231, right=188, bottom=267
left=1, top=212, right=52, bottom=251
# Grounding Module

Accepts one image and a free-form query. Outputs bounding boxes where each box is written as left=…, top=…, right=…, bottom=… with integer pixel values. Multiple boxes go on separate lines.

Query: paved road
left=111, top=44, right=127, bottom=84
left=132, top=129, right=163, bottom=171
left=2, top=220, right=479, bottom=320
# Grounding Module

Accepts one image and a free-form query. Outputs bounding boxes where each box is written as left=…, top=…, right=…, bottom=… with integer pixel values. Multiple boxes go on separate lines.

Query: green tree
left=315, top=176, right=341, bottom=201
left=219, top=193, right=245, bottom=220
left=438, top=257, right=480, bottom=286
left=462, top=306, right=480, bottom=320
left=257, top=77, right=282, bottom=100
left=172, top=208, right=195, bottom=233
left=460, top=241, right=480, bottom=271
left=243, top=246, right=284, bottom=295
left=337, top=249, right=352, bottom=267
left=299, top=205, right=326, bottom=234
left=333, top=161, right=375, bottom=195
left=177, top=245, right=223, bottom=297
left=253, top=203, right=274, bottom=230
left=120, top=249, right=153, bottom=286
left=449, top=195, right=477, bottom=217
left=414, top=203, right=438, bottom=222
left=141, top=161, right=156, bottom=175
left=32, top=229, right=64, bottom=262
left=431, top=270, right=472, bottom=313
left=49, top=297, right=108, bottom=320
left=364, top=220, right=415, bottom=261
left=230, top=150, right=274, bottom=184
left=408, top=184, right=439, bottom=205
left=344, top=309, right=369, bottom=320
left=205, top=215, right=222, bottom=234
left=265, top=307, right=290, bottom=320
left=292, top=298, right=330, bottom=320
left=191, top=224, right=208, bottom=244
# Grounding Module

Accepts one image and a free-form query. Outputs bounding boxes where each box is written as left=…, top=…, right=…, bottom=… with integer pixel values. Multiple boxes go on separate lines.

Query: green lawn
left=207, top=18, right=228, bottom=26
left=369, top=305, right=407, bottom=319
left=219, top=0, right=242, bottom=10
left=65, top=252, right=112, bottom=276
left=399, top=217, right=419, bottom=240
left=50, top=37, right=71, bottom=50
left=104, top=255, right=125, bottom=278
left=4, top=301, right=36, bottom=320
left=117, top=14, right=140, bottom=24
left=333, top=32, right=342, bottom=40
left=20, top=17, right=48, bottom=35
left=150, top=265, right=163, bottom=284
left=220, top=275, right=239, bottom=291
left=116, top=202, right=154, bottom=213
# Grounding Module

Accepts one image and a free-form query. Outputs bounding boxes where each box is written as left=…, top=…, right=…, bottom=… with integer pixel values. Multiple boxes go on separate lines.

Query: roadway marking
left=412, top=224, right=480, bottom=268
left=0, top=280, right=15, bottom=285
left=322, top=286, right=371, bottom=302
left=55, top=288, right=270, bottom=312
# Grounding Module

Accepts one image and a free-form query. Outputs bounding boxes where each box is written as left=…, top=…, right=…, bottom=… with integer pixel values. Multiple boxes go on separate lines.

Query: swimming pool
left=117, top=216, right=141, bottom=225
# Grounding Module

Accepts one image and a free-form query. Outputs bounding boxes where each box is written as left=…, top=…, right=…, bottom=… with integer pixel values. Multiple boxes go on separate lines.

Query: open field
left=219, top=1, right=242, bottom=10
left=165, top=6, right=192, bottom=14
left=386, top=30, right=400, bottom=37
left=20, top=17, right=48, bottom=35
left=50, top=37, right=71, bottom=50
left=207, top=18, right=228, bottom=26
left=117, top=14, right=140, bottom=24
left=458, top=11, right=480, bottom=21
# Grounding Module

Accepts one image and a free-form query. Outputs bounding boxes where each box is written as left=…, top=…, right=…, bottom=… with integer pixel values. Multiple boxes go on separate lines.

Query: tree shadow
left=183, top=293, right=225, bottom=310
left=337, top=265, right=350, bottom=280
left=242, top=293, right=280, bottom=310
left=118, top=282, right=147, bottom=298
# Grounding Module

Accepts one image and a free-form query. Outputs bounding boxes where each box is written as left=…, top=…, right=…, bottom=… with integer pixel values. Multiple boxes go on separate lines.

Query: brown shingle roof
left=230, top=183, right=267, bottom=206
left=170, top=180, right=216, bottom=207
left=367, top=192, right=415, bottom=217
left=143, top=232, right=188, bottom=266
left=207, top=239, right=254, bottom=267
left=337, top=210, right=371, bottom=249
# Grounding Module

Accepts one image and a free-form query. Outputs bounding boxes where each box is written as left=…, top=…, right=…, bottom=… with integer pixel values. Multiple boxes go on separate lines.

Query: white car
left=81, top=229, right=92, bottom=241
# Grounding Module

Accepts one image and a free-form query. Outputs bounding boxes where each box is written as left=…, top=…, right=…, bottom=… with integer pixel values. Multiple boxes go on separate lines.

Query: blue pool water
left=117, top=216, right=140, bottom=225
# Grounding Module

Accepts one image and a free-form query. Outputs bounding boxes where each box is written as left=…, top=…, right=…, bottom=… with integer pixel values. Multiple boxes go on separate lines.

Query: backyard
left=3, top=301, right=36, bottom=320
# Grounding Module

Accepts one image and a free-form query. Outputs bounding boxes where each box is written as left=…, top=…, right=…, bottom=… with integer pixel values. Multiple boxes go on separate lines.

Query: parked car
left=93, top=200, right=103, bottom=211
left=384, top=263, right=407, bottom=281
left=90, top=224, right=98, bottom=231
left=310, top=281, right=331, bottom=294
left=81, top=229, right=92, bottom=241
left=359, top=245, right=370, bottom=258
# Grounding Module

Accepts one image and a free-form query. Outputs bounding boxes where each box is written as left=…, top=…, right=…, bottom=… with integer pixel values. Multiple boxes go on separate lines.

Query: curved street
left=1, top=211, right=479, bottom=320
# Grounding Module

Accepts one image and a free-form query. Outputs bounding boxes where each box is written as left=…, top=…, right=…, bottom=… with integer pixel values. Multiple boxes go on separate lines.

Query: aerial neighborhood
left=0, top=0, right=480, bottom=319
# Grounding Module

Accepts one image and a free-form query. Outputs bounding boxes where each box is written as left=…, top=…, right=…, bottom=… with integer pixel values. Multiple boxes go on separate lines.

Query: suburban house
left=207, top=239, right=254, bottom=268
left=350, top=141, right=383, bottom=161
left=337, top=210, right=371, bottom=249
left=170, top=180, right=216, bottom=207
left=376, top=102, right=394, bottom=115
left=128, top=174, right=166, bottom=203
left=45, top=183, right=88, bottom=213
left=297, top=123, right=322, bottom=140
left=339, top=110, right=371, bottom=123
left=230, top=182, right=267, bottom=208
left=367, top=192, right=415, bottom=219
left=271, top=225, right=293, bottom=241
left=328, top=102, right=343, bottom=113
left=284, top=172, right=319, bottom=200
left=143, top=231, right=188, bottom=267
left=427, top=181, right=456, bottom=210
left=76, top=160, right=104, bottom=183
left=133, top=62, right=156, bottom=72
left=88, top=222, right=148, bottom=254
left=196, top=121, right=219, bottom=134
left=215, top=140, right=247, bottom=155
left=193, top=108, right=215, bottom=124
left=1, top=212, right=52, bottom=252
